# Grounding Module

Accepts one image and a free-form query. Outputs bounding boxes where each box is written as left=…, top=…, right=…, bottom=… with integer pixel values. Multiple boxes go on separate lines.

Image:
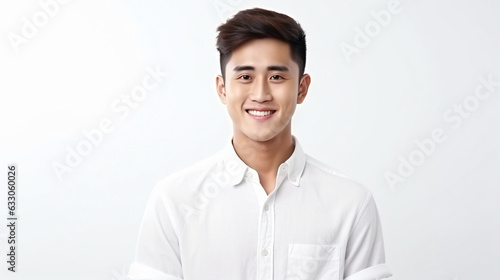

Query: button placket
left=254, top=167, right=283, bottom=279
left=258, top=194, right=277, bottom=280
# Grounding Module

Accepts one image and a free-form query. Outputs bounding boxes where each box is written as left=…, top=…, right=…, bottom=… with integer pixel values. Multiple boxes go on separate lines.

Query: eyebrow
left=233, top=65, right=289, bottom=72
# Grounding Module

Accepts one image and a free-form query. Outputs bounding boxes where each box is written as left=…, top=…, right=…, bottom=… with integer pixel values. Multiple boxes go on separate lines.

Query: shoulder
left=303, top=153, right=372, bottom=203
left=302, top=153, right=379, bottom=224
left=153, top=148, right=227, bottom=195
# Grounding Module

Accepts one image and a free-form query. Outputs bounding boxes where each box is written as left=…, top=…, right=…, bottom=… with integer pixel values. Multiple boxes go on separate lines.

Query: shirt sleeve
left=343, top=193, right=393, bottom=280
left=127, top=183, right=184, bottom=280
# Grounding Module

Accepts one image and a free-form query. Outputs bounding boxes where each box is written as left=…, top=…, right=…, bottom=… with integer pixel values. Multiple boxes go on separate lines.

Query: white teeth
left=247, top=110, right=274, bottom=116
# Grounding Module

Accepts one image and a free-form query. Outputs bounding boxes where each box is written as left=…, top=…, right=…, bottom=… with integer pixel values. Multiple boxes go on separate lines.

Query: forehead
left=226, top=38, right=298, bottom=71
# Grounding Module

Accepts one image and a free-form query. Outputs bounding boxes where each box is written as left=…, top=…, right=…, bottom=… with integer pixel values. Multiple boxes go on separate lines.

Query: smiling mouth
left=246, top=110, right=277, bottom=117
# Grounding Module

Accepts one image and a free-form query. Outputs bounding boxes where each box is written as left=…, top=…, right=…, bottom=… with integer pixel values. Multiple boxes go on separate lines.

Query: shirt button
left=290, top=176, right=296, bottom=182
left=247, top=172, right=253, bottom=178
left=264, top=205, right=269, bottom=211
left=261, top=249, right=268, bottom=256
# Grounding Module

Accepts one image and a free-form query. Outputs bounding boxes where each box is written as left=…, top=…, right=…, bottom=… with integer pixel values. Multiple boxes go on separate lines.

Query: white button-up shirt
left=128, top=135, right=392, bottom=280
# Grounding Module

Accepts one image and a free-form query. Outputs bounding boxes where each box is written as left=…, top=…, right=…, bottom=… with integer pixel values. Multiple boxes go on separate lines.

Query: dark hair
left=216, top=7, right=306, bottom=80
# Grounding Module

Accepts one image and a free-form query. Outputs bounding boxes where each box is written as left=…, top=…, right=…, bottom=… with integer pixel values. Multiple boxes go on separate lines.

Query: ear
left=216, top=74, right=227, bottom=104
left=297, top=73, right=311, bottom=104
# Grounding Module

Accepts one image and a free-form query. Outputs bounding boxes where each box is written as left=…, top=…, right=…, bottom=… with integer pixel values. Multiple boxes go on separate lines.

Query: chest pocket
left=286, top=243, right=340, bottom=280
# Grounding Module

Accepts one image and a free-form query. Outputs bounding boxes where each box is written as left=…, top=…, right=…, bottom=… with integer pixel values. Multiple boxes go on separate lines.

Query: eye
left=270, top=75, right=284, bottom=80
left=238, top=75, right=251, bottom=80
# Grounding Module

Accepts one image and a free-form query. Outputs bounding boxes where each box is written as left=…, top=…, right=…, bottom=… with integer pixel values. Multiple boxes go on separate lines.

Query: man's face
left=216, top=38, right=311, bottom=143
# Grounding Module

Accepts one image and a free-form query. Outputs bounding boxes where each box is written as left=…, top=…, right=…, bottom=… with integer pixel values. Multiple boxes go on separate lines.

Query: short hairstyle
left=216, top=8, right=307, bottom=81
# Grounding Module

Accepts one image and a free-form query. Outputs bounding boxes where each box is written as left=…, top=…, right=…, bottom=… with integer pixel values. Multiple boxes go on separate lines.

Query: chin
left=246, top=130, right=281, bottom=142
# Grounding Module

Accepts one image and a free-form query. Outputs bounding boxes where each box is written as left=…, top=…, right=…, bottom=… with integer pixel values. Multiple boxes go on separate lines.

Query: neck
left=232, top=130, right=295, bottom=175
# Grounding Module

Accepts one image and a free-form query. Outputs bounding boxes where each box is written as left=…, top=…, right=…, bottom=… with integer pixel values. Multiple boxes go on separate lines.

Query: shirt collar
left=221, top=135, right=306, bottom=187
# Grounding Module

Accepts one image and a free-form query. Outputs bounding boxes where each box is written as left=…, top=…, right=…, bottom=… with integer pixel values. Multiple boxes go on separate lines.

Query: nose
left=249, top=76, right=272, bottom=102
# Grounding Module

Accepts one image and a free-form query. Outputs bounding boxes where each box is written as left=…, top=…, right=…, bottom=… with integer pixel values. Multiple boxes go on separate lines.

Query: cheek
left=225, top=92, right=245, bottom=116
left=226, top=94, right=242, bottom=108
left=226, top=87, right=246, bottom=106
left=277, top=95, right=298, bottom=119
left=275, top=89, right=298, bottom=107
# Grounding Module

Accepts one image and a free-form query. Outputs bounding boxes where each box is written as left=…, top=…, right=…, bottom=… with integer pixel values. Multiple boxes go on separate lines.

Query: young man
left=128, top=8, right=392, bottom=280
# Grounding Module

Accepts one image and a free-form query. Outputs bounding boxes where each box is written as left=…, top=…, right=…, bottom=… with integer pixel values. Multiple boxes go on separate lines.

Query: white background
left=0, top=0, right=499, bottom=279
